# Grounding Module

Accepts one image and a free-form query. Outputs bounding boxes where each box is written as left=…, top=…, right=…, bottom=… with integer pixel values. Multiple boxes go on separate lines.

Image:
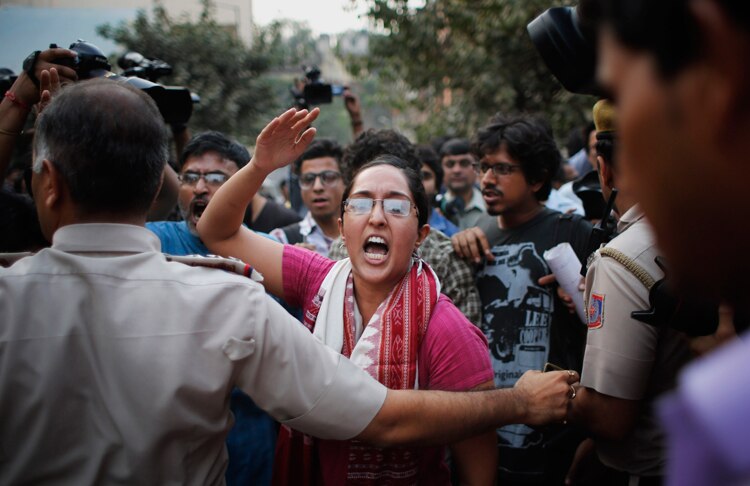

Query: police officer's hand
left=513, top=369, right=579, bottom=426
left=451, top=226, right=494, bottom=264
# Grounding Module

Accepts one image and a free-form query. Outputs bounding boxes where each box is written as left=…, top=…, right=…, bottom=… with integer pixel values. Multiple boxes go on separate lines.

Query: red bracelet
left=4, top=91, right=31, bottom=112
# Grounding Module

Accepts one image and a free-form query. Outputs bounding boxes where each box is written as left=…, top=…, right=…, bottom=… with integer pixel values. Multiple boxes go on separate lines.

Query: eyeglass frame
left=343, top=197, right=419, bottom=218
left=474, top=161, right=523, bottom=177
left=178, top=171, right=231, bottom=187
left=298, top=170, right=342, bottom=190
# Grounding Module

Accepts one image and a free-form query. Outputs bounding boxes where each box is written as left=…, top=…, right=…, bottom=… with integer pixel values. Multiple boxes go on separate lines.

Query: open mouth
left=363, top=235, right=389, bottom=261
left=191, top=200, right=208, bottom=222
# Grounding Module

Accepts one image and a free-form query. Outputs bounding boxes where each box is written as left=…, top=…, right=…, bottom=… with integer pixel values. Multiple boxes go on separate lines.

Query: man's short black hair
left=342, top=128, right=421, bottom=183
left=180, top=131, right=250, bottom=170
left=293, top=138, right=343, bottom=175
left=33, top=79, right=168, bottom=217
left=584, top=0, right=749, bottom=79
left=471, top=114, right=561, bottom=201
left=439, top=138, right=472, bottom=159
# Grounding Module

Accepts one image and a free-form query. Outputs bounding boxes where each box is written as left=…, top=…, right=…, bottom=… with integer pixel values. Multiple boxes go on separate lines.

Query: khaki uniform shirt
left=582, top=205, right=691, bottom=476
left=0, top=223, right=386, bottom=485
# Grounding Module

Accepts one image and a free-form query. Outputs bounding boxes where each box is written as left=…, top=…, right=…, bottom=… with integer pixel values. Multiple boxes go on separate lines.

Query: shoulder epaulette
left=164, top=253, right=264, bottom=283
left=598, top=247, right=655, bottom=290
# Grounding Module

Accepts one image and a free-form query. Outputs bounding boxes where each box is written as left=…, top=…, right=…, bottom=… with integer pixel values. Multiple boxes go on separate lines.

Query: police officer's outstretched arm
left=357, top=369, right=579, bottom=447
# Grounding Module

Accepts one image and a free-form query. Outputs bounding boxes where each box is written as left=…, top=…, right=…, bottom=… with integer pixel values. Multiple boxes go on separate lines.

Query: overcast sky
left=253, top=0, right=369, bottom=34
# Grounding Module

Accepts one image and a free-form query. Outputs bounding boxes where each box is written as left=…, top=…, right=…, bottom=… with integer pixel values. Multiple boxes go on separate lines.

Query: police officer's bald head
left=33, top=79, right=169, bottom=218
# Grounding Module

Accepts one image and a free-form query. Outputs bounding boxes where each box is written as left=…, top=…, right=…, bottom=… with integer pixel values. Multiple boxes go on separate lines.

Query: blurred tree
left=98, top=0, right=277, bottom=145
left=254, top=19, right=320, bottom=70
left=353, top=0, right=596, bottom=145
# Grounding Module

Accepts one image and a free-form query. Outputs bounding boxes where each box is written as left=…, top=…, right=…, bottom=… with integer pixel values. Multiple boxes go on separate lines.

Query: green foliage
left=97, top=0, right=277, bottom=144
left=356, top=0, right=596, bottom=144
left=254, top=19, right=320, bottom=70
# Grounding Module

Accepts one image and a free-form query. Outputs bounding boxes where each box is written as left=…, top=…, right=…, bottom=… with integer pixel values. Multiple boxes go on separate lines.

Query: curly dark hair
left=341, top=129, right=421, bottom=183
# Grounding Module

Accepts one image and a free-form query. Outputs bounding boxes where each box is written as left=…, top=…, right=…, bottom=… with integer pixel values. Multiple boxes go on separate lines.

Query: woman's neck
left=352, top=276, right=392, bottom=325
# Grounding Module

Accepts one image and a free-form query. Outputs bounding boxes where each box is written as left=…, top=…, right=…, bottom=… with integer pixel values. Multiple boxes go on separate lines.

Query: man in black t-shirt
left=453, top=114, right=592, bottom=485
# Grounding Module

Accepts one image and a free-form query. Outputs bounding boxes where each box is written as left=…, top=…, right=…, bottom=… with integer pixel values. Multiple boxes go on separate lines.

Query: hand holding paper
left=543, top=243, right=586, bottom=323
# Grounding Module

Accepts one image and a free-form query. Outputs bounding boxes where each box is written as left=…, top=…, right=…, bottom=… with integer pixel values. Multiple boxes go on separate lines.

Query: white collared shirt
left=271, top=212, right=336, bottom=257
left=0, top=223, right=386, bottom=484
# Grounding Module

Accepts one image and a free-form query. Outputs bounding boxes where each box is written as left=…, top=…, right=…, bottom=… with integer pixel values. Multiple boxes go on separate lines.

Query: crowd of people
left=1, top=0, right=749, bottom=484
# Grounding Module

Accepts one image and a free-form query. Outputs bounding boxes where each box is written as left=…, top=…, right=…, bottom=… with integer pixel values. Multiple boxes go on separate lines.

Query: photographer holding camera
left=0, top=46, right=77, bottom=179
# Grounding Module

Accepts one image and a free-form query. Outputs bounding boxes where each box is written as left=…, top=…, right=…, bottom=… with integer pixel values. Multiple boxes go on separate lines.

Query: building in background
left=0, top=0, right=253, bottom=71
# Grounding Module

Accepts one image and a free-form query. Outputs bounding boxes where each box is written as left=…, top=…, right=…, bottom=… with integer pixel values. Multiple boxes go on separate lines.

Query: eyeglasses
left=178, top=171, right=231, bottom=187
left=476, top=162, right=522, bottom=177
left=299, top=170, right=342, bottom=189
left=442, top=158, right=474, bottom=169
left=343, top=197, right=418, bottom=217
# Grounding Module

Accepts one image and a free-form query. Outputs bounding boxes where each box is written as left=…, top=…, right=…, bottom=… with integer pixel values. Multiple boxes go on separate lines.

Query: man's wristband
left=22, top=50, right=42, bottom=88
left=4, top=91, right=31, bottom=112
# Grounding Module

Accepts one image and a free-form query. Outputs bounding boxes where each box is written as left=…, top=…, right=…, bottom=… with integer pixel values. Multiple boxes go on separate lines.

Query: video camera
left=527, top=5, right=601, bottom=96
left=117, top=51, right=173, bottom=82
left=50, top=40, right=198, bottom=125
left=292, top=66, right=345, bottom=108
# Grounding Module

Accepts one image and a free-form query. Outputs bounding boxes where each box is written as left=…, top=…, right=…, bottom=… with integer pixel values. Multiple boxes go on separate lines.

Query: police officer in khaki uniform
left=566, top=101, right=692, bottom=486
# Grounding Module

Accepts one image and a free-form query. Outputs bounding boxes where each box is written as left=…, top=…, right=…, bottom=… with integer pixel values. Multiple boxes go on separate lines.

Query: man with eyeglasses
left=439, top=138, right=487, bottom=230
left=270, top=138, right=344, bottom=257
left=452, top=113, right=593, bottom=485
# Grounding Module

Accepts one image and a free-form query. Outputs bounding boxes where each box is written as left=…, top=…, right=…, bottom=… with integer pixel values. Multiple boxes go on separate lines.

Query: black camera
left=0, top=68, right=18, bottom=98
left=117, top=51, right=174, bottom=82
left=294, top=66, right=344, bottom=107
left=527, top=5, right=601, bottom=96
left=51, top=40, right=198, bottom=125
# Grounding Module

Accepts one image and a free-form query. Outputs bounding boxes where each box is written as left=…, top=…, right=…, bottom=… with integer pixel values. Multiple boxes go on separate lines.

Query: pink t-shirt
left=282, top=245, right=493, bottom=484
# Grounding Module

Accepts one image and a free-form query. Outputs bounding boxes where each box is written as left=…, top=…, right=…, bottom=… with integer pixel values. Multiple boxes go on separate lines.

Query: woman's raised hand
left=253, top=107, right=320, bottom=173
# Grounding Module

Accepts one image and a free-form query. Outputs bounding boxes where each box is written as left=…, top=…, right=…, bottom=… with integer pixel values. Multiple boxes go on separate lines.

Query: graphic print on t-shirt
left=477, top=242, right=554, bottom=448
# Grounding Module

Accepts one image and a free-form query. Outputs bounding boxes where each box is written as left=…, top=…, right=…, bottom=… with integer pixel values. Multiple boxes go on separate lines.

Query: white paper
left=543, top=242, right=586, bottom=323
